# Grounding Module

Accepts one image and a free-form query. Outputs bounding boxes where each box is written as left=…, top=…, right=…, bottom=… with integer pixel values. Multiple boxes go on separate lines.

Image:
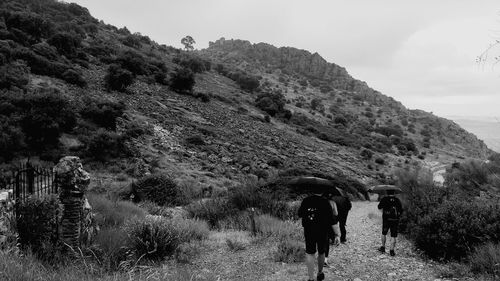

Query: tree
left=181, top=36, right=195, bottom=51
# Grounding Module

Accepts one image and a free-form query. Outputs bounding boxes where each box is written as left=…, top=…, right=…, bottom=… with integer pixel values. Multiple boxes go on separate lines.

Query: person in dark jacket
left=331, top=194, right=352, bottom=243
left=377, top=190, right=403, bottom=256
left=298, top=191, right=340, bottom=281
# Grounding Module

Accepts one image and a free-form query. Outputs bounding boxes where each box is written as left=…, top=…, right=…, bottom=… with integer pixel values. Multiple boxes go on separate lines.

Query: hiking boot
left=390, top=250, right=395, bottom=256
left=317, top=272, right=325, bottom=281
left=340, top=239, right=347, bottom=244
left=378, top=246, right=385, bottom=253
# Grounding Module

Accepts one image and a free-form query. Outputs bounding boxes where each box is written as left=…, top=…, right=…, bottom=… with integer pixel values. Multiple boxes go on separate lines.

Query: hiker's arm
left=346, top=198, right=352, bottom=211
left=377, top=198, right=384, bottom=210
left=298, top=201, right=304, bottom=218
left=332, top=222, right=341, bottom=237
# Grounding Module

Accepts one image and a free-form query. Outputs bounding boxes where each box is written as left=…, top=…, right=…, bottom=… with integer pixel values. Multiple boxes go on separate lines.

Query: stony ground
left=181, top=201, right=481, bottom=281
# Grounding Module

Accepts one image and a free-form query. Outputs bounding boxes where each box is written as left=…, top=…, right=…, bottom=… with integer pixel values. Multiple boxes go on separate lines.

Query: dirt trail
left=187, top=201, right=461, bottom=281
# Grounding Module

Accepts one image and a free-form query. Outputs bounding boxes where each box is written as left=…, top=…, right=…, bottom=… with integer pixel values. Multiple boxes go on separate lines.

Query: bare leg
left=306, top=253, right=315, bottom=280
left=381, top=234, right=386, bottom=248
left=390, top=237, right=396, bottom=251
left=317, top=253, right=325, bottom=274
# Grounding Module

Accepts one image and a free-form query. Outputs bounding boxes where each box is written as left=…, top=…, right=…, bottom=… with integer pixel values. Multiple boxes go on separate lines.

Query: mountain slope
left=0, top=0, right=492, bottom=192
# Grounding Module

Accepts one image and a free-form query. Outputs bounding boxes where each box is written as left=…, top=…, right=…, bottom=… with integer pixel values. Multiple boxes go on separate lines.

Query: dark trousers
left=339, top=213, right=348, bottom=242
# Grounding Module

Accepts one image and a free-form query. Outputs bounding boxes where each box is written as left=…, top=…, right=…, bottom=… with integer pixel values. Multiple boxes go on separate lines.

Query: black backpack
left=304, top=206, right=320, bottom=225
left=384, top=197, right=400, bottom=221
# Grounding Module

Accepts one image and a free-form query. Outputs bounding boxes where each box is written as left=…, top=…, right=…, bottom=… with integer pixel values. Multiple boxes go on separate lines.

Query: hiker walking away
left=324, top=192, right=341, bottom=268
left=298, top=191, right=340, bottom=281
left=378, top=190, right=403, bottom=256
left=332, top=193, right=352, bottom=243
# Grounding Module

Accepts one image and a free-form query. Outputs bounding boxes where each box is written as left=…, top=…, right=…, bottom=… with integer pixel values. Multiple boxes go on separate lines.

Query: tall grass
left=469, top=243, right=500, bottom=276
left=0, top=249, right=218, bottom=281
left=254, top=214, right=302, bottom=241
left=125, top=216, right=209, bottom=261
left=88, top=193, right=147, bottom=227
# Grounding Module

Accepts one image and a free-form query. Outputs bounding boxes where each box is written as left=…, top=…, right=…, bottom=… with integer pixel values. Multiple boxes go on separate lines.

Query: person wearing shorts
left=299, top=191, right=340, bottom=281
left=378, top=190, right=403, bottom=256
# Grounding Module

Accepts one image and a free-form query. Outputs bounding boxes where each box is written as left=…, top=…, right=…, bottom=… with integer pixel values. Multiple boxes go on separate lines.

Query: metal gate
left=10, top=161, right=58, bottom=203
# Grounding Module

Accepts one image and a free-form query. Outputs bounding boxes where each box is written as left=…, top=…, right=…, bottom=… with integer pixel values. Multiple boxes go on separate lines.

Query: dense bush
left=47, top=32, right=81, bottom=58
left=375, top=125, right=404, bottom=137
left=185, top=198, right=236, bottom=229
left=255, top=92, right=285, bottom=116
left=87, top=129, right=129, bottom=160
left=61, top=68, right=86, bottom=87
left=413, top=199, right=500, bottom=260
left=0, top=116, right=25, bottom=161
left=225, top=70, right=260, bottom=92
left=125, top=216, right=208, bottom=261
left=173, top=53, right=211, bottom=73
left=115, top=50, right=150, bottom=76
left=132, top=174, right=188, bottom=206
left=0, top=60, right=29, bottom=89
left=17, top=92, right=76, bottom=148
left=4, top=11, right=54, bottom=43
left=397, top=168, right=500, bottom=262
left=104, top=63, right=134, bottom=92
left=169, top=67, right=195, bottom=93
left=16, top=195, right=60, bottom=258
left=80, top=99, right=125, bottom=130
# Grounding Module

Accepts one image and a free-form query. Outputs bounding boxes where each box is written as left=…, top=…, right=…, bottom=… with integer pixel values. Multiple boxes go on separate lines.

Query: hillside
left=0, top=0, right=493, bottom=192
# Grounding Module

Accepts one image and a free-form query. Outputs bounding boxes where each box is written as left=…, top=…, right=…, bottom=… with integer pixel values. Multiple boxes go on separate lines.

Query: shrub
left=170, top=67, right=195, bottom=93
left=115, top=50, right=150, bottom=76
left=375, top=126, right=404, bottom=137
left=360, top=149, right=373, bottom=160
left=121, top=34, right=142, bottom=48
left=17, top=92, right=76, bottom=149
left=228, top=184, right=296, bottom=220
left=80, top=99, right=125, bottom=130
left=104, top=64, right=134, bottom=92
left=125, top=216, right=208, bottom=261
left=273, top=238, right=305, bottom=263
left=61, top=68, right=86, bottom=87
left=226, top=71, right=260, bottom=92
left=185, top=134, right=205, bottom=145
left=413, top=199, right=500, bottom=260
left=255, top=92, right=286, bottom=116
left=226, top=237, right=246, bottom=251
left=87, top=129, right=128, bottom=160
left=175, top=242, right=200, bottom=263
left=0, top=60, right=29, bottom=89
left=87, top=193, right=146, bottom=227
left=0, top=116, right=25, bottom=161
left=4, top=11, right=54, bottom=42
left=254, top=214, right=302, bottom=240
left=185, top=198, right=236, bottom=229
left=334, top=116, right=348, bottom=126
left=132, top=174, right=188, bottom=206
left=173, top=54, right=211, bottom=73
left=16, top=195, right=60, bottom=257
left=47, top=32, right=81, bottom=58
left=469, top=243, right=500, bottom=276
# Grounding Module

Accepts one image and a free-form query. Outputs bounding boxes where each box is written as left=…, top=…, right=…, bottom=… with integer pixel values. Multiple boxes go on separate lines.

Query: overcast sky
left=72, top=0, right=500, bottom=119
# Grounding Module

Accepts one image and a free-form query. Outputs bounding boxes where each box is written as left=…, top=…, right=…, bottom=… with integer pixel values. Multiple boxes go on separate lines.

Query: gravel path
left=189, top=201, right=468, bottom=281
